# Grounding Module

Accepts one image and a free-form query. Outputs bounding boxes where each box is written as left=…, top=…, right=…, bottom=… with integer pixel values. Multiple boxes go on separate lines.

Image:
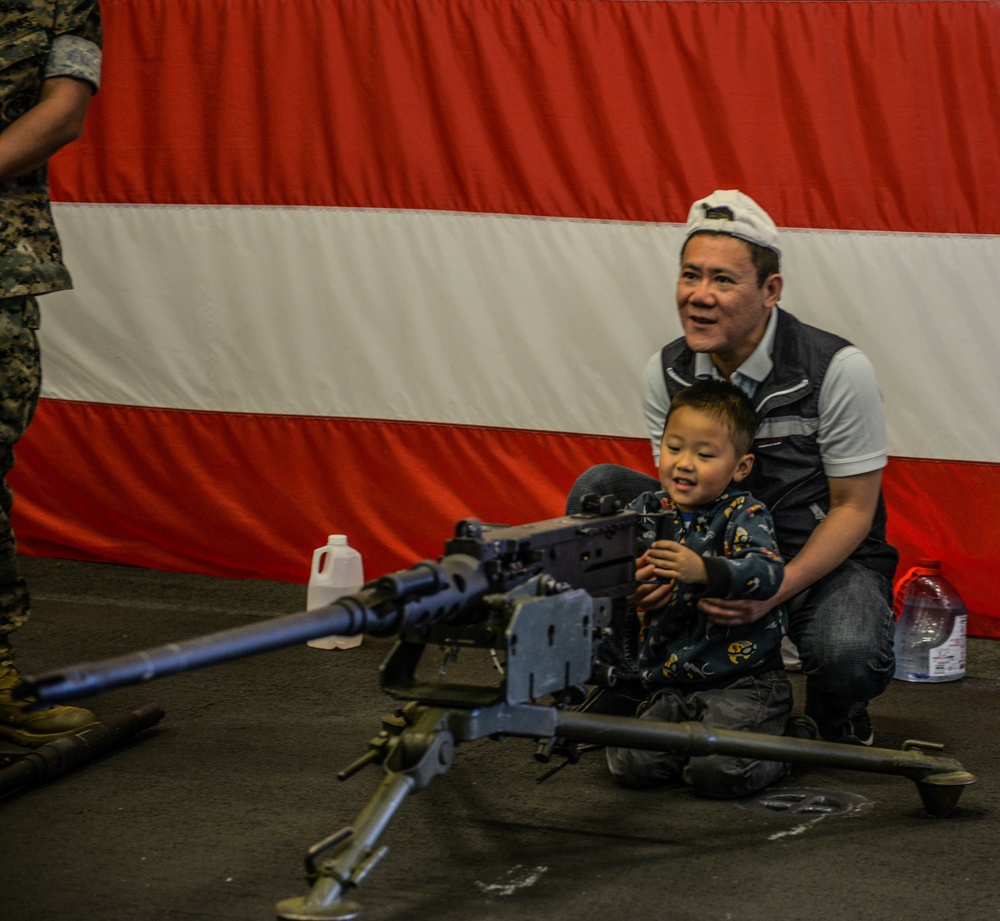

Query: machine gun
left=18, top=497, right=976, bottom=921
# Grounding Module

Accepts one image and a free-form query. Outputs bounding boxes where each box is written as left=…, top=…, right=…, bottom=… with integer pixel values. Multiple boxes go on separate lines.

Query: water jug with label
left=893, top=559, right=966, bottom=682
left=306, top=534, right=364, bottom=649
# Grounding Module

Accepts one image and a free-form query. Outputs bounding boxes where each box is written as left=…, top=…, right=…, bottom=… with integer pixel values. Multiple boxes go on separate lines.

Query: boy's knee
left=605, top=745, right=679, bottom=789
left=683, top=756, right=742, bottom=798
left=684, top=756, right=787, bottom=799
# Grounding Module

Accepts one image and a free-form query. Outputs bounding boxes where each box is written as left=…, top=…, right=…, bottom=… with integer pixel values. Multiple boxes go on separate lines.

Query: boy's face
left=658, top=405, right=754, bottom=512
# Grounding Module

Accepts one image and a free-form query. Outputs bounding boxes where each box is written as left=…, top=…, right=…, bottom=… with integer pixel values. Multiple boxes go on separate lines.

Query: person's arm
left=0, top=76, right=95, bottom=182
left=769, top=469, right=881, bottom=602
left=699, top=345, right=888, bottom=625
left=637, top=496, right=785, bottom=610
left=641, top=351, right=671, bottom=462
left=697, top=468, right=882, bottom=625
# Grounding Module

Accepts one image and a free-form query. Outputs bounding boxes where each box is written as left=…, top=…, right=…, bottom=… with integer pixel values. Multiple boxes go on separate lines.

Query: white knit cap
left=683, top=190, right=781, bottom=257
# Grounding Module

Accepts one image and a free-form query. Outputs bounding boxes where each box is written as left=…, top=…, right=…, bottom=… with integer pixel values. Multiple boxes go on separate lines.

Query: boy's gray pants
left=605, top=669, right=792, bottom=799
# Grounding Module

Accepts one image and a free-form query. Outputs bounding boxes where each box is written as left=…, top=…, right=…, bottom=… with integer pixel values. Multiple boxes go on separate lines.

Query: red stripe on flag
left=884, top=457, right=1000, bottom=640
left=10, top=398, right=650, bottom=582
left=10, top=401, right=1000, bottom=635
left=52, top=0, right=1000, bottom=234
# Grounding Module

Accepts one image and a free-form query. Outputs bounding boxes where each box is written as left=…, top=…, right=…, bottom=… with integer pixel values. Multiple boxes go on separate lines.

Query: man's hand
left=697, top=596, right=778, bottom=626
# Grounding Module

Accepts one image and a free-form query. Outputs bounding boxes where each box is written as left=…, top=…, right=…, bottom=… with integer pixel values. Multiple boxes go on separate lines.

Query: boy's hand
left=645, top=540, right=707, bottom=585
left=630, top=556, right=674, bottom=611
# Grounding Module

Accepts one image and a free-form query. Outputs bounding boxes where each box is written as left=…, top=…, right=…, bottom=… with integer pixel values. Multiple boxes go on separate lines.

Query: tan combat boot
left=0, top=658, right=98, bottom=747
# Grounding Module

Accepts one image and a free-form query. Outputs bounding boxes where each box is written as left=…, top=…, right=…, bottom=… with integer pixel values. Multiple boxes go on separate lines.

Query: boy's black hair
left=665, top=380, right=758, bottom=456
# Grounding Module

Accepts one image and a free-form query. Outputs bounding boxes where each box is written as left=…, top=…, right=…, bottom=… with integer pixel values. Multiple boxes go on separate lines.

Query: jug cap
left=329, top=534, right=348, bottom=545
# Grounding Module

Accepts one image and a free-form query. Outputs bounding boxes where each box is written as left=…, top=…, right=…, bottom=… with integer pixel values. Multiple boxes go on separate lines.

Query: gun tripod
left=275, top=579, right=976, bottom=921
left=17, top=509, right=979, bottom=921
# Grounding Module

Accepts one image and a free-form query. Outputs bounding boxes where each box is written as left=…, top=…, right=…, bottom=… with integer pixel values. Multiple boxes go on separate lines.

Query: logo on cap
left=703, top=205, right=735, bottom=221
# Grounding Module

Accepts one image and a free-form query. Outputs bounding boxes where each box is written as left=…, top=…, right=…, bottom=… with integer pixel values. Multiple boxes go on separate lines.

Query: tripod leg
left=552, top=709, right=976, bottom=816
left=276, top=771, right=415, bottom=921
left=276, top=708, right=456, bottom=920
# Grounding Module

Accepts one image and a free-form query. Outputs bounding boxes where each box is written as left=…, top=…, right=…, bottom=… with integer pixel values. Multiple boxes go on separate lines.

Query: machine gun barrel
left=19, top=504, right=643, bottom=706
left=20, top=554, right=492, bottom=705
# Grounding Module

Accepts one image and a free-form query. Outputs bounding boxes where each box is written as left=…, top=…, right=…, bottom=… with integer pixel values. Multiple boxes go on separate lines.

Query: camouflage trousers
left=0, top=295, right=42, bottom=652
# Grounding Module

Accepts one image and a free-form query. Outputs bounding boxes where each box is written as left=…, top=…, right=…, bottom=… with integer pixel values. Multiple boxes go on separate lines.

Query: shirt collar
left=693, top=307, right=778, bottom=389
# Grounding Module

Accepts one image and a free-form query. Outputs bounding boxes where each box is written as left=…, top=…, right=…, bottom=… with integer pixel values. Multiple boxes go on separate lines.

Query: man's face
left=676, top=234, right=782, bottom=375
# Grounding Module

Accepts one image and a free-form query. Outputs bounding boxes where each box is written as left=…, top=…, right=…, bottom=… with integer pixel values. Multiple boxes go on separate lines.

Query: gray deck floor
left=5, top=556, right=998, bottom=921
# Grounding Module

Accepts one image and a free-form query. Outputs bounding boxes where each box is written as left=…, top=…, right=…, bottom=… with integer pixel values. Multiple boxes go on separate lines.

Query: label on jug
left=928, top=613, right=966, bottom=679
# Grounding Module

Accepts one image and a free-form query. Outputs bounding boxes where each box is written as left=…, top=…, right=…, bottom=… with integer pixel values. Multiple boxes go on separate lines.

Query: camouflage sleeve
left=44, top=33, right=100, bottom=90
left=51, top=0, right=103, bottom=47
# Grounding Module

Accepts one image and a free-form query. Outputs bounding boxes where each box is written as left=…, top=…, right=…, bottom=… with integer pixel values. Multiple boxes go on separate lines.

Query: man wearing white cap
left=568, top=190, right=897, bottom=747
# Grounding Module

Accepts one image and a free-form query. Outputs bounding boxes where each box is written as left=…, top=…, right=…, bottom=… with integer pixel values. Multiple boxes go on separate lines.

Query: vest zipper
left=754, top=378, right=810, bottom=415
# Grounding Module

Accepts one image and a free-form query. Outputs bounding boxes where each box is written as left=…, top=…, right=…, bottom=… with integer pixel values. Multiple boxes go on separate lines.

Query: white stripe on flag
left=42, top=203, right=1000, bottom=463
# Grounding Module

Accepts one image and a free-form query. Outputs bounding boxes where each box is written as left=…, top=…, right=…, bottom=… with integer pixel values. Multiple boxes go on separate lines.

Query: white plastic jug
left=306, top=534, right=364, bottom=649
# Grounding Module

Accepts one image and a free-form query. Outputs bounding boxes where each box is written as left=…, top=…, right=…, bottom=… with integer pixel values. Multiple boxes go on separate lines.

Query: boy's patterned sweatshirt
left=627, top=487, right=785, bottom=691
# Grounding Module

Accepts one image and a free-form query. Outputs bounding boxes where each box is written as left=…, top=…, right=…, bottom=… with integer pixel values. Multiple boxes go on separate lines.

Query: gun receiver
left=19, top=496, right=640, bottom=706
left=16, top=496, right=976, bottom=921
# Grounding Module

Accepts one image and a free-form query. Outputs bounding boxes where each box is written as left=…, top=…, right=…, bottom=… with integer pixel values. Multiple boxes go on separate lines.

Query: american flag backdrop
left=12, top=0, right=1000, bottom=634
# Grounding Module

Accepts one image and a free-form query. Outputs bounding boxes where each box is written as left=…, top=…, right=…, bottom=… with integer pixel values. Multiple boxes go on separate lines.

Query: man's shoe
left=839, top=708, right=875, bottom=746
left=806, top=684, right=875, bottom=746
left=816, top=708, right=875, bottom=746
left=0, top=665, right=98, bottom=747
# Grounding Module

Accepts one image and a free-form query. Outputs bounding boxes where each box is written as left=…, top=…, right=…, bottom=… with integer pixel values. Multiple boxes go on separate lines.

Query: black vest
left=659, top=308, right=898, bottom=579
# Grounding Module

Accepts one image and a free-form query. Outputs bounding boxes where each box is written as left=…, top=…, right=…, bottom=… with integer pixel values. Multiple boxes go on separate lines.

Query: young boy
left=605, top=379, right=790, bottom=798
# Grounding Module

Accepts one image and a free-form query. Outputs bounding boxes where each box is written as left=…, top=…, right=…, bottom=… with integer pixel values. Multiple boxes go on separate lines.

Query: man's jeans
left=786, top=560, right=895, bottom=737
left=567, top=463, right=897, bottom=738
